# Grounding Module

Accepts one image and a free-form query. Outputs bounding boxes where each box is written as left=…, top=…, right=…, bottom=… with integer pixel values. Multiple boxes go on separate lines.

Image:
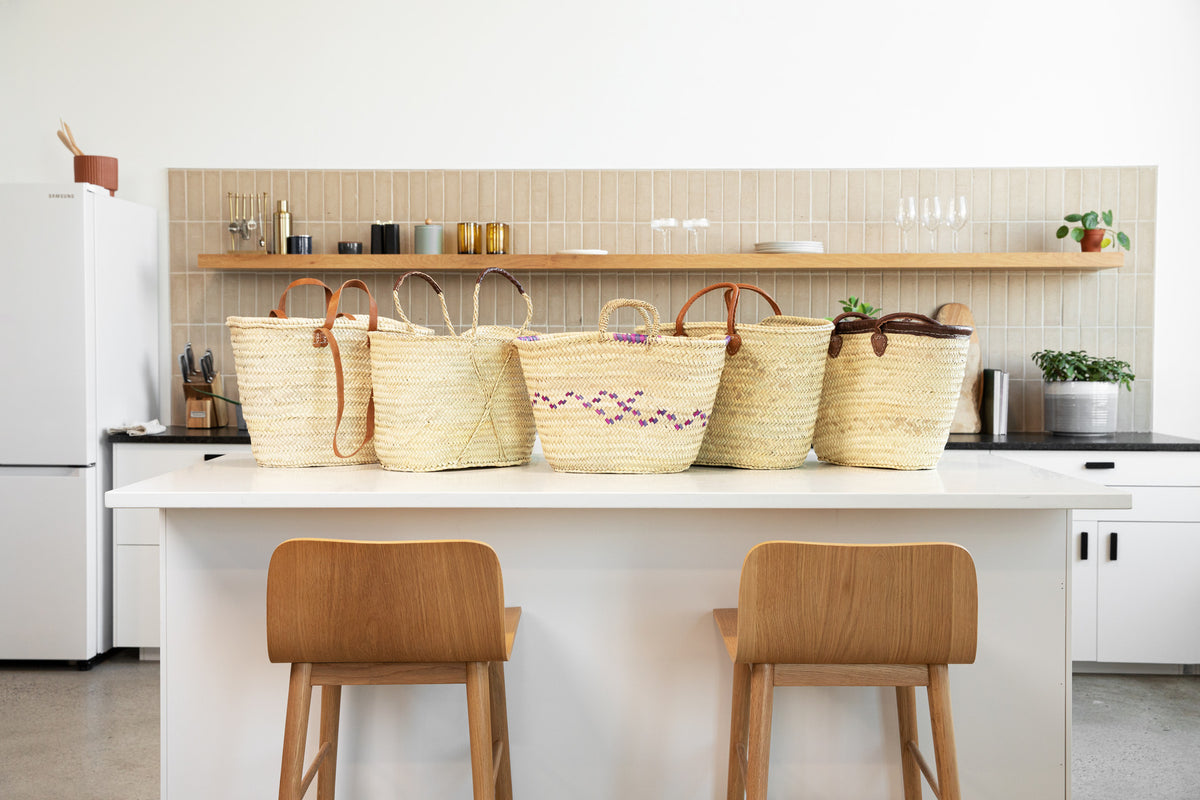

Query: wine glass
left=894, top=196, right=917, bottom=253
left=650, top=217, right=678, bottom=253
left=682, top=218, right=709, bottom=254
left=944, top=195, right=968, bottom=253
left=921, top=197, right=942, bottom=252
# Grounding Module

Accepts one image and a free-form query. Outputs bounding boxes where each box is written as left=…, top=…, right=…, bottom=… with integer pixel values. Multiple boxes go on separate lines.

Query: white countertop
left=105, top=451, right=1130, bottom=511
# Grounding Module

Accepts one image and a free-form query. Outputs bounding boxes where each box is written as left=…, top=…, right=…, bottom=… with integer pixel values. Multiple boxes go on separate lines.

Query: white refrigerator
left=0, top=183, right=158, bottom=663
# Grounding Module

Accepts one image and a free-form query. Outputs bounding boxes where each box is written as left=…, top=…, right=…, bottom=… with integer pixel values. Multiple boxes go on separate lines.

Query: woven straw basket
left=369, top=268, right=537, bottom=472
left=812, top=312, right=972, bottom=470
left=228, top=278, right=417, bottom=468
left=515, top=299, right=729, bottom=474
left=673, top=282, right=833, bottom=469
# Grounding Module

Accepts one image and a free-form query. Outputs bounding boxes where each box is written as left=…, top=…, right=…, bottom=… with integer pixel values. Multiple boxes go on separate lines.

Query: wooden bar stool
left=266, top=538, right=520, bottom=800
left=713, top=541, right=977, bottom=800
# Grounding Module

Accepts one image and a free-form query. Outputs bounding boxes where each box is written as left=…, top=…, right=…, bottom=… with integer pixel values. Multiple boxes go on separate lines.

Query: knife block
left=183, top=374, right=229, bottom=429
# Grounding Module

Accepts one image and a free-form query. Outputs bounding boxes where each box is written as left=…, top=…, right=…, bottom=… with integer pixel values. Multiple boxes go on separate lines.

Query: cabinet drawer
left=995, top=450, right=1200, bottom=487
left=113, top=442, right=250, bottom=487
left=1072, top=487, right=1200, bottom=523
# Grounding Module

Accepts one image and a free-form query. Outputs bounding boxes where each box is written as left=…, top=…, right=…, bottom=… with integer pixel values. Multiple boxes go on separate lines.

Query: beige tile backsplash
left=168, top=167, right=1156, bottom=433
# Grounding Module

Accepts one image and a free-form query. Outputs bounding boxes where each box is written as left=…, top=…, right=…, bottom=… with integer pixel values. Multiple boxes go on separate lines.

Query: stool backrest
left=267, top=538, right=508, bottom=664
left=735, top=541, right=977, bottom=665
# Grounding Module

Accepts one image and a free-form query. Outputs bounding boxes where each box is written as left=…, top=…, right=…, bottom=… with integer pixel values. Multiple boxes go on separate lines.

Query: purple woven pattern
left=530, top=390, right=709, bottom=430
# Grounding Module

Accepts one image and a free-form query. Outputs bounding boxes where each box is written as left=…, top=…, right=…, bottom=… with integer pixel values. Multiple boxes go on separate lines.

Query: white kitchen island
left=106, top=451, right=1129, bottom=800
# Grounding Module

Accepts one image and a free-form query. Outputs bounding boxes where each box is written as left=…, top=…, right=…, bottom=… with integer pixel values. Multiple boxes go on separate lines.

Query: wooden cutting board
left=936, top=302, right=982, bottom=433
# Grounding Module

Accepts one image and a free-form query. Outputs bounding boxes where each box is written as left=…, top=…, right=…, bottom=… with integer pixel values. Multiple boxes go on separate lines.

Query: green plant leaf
left=1102, top=210, right=1114, bottom=227
left=1082, top=211, right=1100, bottom=229
left=1071, top=227, right=1086, bottom=242
left=1117, top=231, right=1131, bottom=250
left=1101, top=237, right=1112, bottom=249
left=1056, top=225, right=1069, bottom=239
left=1064, top=214, right=1083, bottom=222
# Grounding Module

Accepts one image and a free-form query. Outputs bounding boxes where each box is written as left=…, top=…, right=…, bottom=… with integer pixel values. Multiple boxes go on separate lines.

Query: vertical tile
left=828, top=170, right=847, bottom=222
left=1044, top=168, right=1064, bottom=223
left=202, top=172, right=221, bottom=220
left=512, top=170, right=531, bottom=222
left=1118, top=167, right=1139, bottom=223
left=1081, top=167, right=1101, bottom=210
left=460, top=171, right=479, bottom=220
left=686, top=170, right=706, bottom=220
left=168, top=170, right=186, bottom=220
left=600, top=171, right=619, bottom=222
left=794, top=170, right=811, bottom=222
left=1063, top=168, right=1082, bottom=217
left=1008, top=169, right=1028, bottom=220
left=811, top=170, right=830, bottom=222
left=392, top=172, right=410, bottom=222
left=670, top=170, right=688, bottom=221
left=427, top=170, right=445, bottom=222
left=372, top=172, right=392, bottom=221
left=722, top=171, right=740, bottom=223
left=444, top=170, right=461, bottom=222
left=864, top=170, right=882, bottom=222
left=705, top=171, right=723, bottom=221
left=989, top=170, right=1009, bottom=221
left=1138, top=167, right=1157, bottom=220
left=775, top=170, right=794, bottom=222
left=185, top=170, right=204, bottom=219
left=617, top=171, right=636, bottom=222
left=740, top=171, right=758, bottom=221
left=495, top=170, right=513, bottom=222
left=340, top=172, right=358, bottom=221
left=582, top=170, right=601, bottom=223
left=411, top=171, right=430, bottom=221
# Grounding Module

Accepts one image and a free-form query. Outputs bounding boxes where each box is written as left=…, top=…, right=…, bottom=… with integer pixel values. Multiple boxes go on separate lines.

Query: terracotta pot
left=74, top=155, right=118, bottom=196
left=1080, top=228, right=1106, bottom=252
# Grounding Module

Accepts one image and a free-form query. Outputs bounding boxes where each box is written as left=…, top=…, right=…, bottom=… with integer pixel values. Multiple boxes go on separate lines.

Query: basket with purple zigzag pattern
left=514, top=298, right=729, bottom=473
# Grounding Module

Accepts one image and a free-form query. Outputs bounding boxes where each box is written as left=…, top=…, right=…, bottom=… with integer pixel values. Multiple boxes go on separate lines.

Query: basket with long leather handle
left=673, top=282, right=833, bottom=469
left=368, top=268, right=537, bottom=472
left=813, top=312, right=972, bottom=470
left=514, top=297, right=729, bottom=473
left=227, top=278, right=423, bottom=467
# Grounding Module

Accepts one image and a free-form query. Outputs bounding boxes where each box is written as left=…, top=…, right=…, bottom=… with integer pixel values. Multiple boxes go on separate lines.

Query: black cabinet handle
left=1081, top=531, right=1089, bottom=560
left=1085, top=461, right=1116, bottom=470
left=1109, top=532, right=1118, bottom=561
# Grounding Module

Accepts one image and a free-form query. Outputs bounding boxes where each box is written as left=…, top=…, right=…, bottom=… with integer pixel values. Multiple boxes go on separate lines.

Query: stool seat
left=267, top=538, right=519, bottom=800
left=715, top=541, right=978, bottom=800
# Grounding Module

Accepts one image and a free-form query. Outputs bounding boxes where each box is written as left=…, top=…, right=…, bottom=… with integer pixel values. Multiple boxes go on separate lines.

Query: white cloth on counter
left=107, top=419, right=167, bottom=436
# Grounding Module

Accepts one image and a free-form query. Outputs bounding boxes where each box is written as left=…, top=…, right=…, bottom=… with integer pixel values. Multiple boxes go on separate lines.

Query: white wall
left=4, top=0, right=1198, bottom=437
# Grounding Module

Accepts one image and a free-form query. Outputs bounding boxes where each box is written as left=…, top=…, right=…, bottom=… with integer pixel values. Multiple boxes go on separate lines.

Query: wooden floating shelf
left=198, top=252, right=1123, bottom=271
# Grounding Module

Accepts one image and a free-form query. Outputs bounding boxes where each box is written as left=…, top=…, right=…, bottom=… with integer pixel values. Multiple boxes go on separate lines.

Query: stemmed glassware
left=681, top=218, right=709, bottom=254
left=650, top=217, right=678, bottom=253
left=944, top=195, right=969, bottom=253
left=894, top=196, right=917, bottom=253
left=921, top=197, right=942, bottom=252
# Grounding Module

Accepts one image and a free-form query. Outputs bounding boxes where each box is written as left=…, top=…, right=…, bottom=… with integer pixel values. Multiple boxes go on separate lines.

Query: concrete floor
left=1, top=653, right=1197, bottom=799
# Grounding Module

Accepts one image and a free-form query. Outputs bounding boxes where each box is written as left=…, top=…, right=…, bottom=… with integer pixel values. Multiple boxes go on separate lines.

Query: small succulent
left=836, top=296, right=881, bottom=317
left=1055, top=210, right=1130, bottom=251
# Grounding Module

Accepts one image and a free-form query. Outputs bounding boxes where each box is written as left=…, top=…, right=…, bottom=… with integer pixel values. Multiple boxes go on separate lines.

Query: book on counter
left=981, top=369, right=1009, bottom=435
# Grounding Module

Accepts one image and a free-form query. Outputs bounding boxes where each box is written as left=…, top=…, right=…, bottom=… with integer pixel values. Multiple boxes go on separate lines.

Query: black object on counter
left=381, top=223, right=400, bottom=254
left=338, top=241, right=363, bottom=254
left=286, top=235, right=312, bottom=255
left=371, top=223, right=384, bottom=254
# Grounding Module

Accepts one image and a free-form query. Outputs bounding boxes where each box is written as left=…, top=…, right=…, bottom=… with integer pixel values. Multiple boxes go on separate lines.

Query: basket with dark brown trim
left=812, top=312, right=972, bottom=470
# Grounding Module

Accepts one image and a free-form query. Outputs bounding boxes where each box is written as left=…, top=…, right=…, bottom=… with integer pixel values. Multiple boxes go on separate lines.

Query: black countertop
left=109, top=427, right=1200, bottom=452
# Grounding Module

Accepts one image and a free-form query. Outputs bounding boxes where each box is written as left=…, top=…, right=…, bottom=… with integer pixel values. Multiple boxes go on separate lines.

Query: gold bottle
left=274, top=200, right=291, bottom=255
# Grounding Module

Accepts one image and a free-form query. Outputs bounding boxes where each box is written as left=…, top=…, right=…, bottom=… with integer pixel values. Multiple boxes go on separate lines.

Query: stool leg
left=745, top=663, right=774, bottom=800
left=279, top=663, right=313, bottom=800
left=895, top=686, right=923, bottom=800
left=489, top=661, right=513, bottom=800
left=727, top=661, right=752, bottom=800
left=317, top=685, right=342, bottom=800
left=927, top=664, right=961, bottom=800
left=466, top=661, right=495, bottom=800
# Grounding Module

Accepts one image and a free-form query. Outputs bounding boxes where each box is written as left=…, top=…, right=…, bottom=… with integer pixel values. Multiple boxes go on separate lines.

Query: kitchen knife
left=180, top=354, right=190, bottom=383
left=200, top=354, right=214, bottom=383
left=186, top=343, right=196, bottom=375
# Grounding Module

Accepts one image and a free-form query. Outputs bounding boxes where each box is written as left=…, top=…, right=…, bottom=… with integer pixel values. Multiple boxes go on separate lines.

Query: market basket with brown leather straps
left=672, top=282, right=833, bottom=469
left=812, top=311, right=972, bottom=470
left=368, top=268, right=537, bottom=472
left=514, top=298, right=729, bottom=474
left=227, top=278, right=419, bottom=467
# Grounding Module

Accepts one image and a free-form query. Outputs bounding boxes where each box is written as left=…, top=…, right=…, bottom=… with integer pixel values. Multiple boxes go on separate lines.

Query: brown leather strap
left=829, top=311, right=971, bottom=358
left=317, top=280, right=379, bottom=459
left=720, top=283, right=783, bottom=317
left=270, top=278, right=332, bottom=319
left=673, top=282, right=743, bottom=354
left=393, top=271, right=455, bottom=334
left=473, top=267, right=533, bottom=334
left=393, top=270, right=443, bottom=296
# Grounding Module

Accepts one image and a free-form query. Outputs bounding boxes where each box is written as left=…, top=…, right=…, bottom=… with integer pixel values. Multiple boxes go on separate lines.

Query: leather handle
left=269, top=277, right=332, bottom=319
left=393, top=271, right=455, bottom=335
left=473, top=267, right=534, bottom=334
left=721, top=283, right=783, bottom=317
left=598, top=299, right=660, bottom=337
left=318, top=280, right=379, bottom=460
left=673, top=282, right=743, bottom=354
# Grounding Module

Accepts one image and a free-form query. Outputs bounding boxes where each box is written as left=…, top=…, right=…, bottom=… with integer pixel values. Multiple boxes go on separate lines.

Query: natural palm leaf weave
left=813, top=312, right=972, bottom=470
left=673, top=282, right=833, bottom=469
left=369, top=268, right=537, bottom=472
left=515, top=299, right=729, bottom=474
left=227, top=278, right=418, bottom=467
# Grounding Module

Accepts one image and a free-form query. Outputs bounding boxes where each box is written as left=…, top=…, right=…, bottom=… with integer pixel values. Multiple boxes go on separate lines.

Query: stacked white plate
left=754, top=241, right=824, bottom=253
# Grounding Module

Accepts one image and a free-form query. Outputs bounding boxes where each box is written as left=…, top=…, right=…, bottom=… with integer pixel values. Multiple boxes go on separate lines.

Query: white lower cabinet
left=112, top=441, right=250, bottom=648
left=997, top=449, right=1200, bottom=665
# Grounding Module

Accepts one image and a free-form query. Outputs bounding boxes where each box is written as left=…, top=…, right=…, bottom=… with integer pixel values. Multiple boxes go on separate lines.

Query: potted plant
left=1030, top=349, right=1134, bottom=435
left=1055, top=210, right=1131, bottom=253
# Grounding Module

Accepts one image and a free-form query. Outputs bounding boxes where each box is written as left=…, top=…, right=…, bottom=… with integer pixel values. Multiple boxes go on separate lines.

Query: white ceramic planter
left=1043, top=381, right=1119, bottom=435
